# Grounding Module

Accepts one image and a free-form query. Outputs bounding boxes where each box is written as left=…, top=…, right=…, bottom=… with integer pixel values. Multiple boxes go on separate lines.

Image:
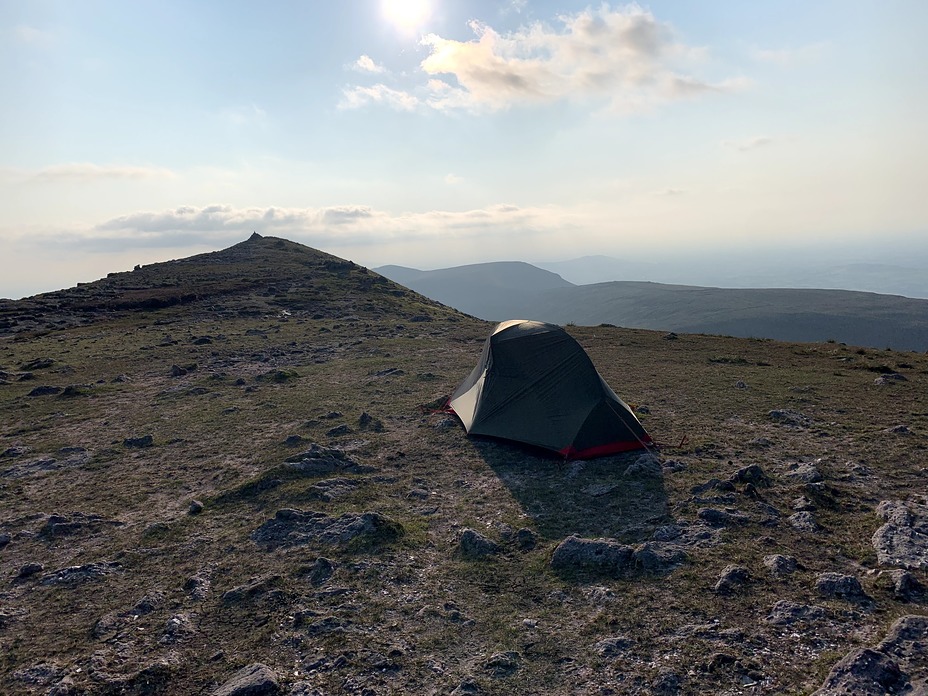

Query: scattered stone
left=730, top=464, right=770, bottom=487
left=651, top=671, right=684, bottom=695
left=325, top=424, right=352, bottom=437
left=632, top=542, right=686, bottom=574
left=284, top=435, right=304, bottom=447
left=124, top=434, right=154, bottom=448
left=357, top=412, right=384, bottom=432
left=434, top=416, right=457, bottom=429
left=39, top=512, right=123, bottom=537
left=188, top=499, right=204, bottom=515
left=483, top=651, right=520, bottom=677
left=256, top=369, right=298, bottom=383
left=789, top=511, right=822, bottom=533
left=765, top=601, right=827, bottom=626
left=2, top=445, right=28, bottom=458
left=785, top=461, right=824, bottom=483
left=160, top=613, right=195, bottom=644
left=17, top=562, right=44, bottom=580
left=816, top=572, right=869, bottom=602
left=749, top=437, right=772, bottom=448
left=28, top=385, right=62, bottom=397
left=593, top=636, right=633, bottom=658
left=763, top=554, right=798, bottom=577
left=734, top=380, right=748, bottom=389
left=170, top=364, right=188, bottom=377
left=582, top=482, right=618, bottom=497
left=283, top=444, right=376, bottom=476
left=886, top=569, right=924, bottom=602
left=252, top=509, right=403, bottom=549
left=451, top=678, right=483, bottom=695
left=768, top=409, right=812, bottom=427
left=303, top=616, right=351, bottom=636
left=0, top=531, right=10, bottom=548
left=516, top=527, right=537, bottom=551
left=458, top=528, right=500, bottom=559
left=874, top=373, right=907, bottom=385
left=12, top=662, right=66, bottom=687
left=301, top=557, right=335, bottom=586
left=112, top=374, right=131, bottom=383
left=212, top=663, right=281, bottom=696
left=625, top=454, right=662, bottom=477
left=663, top=332, right=678, bottom=340
left=184, top=573, right=211, bottom=601
left=304, top=477, right=361, bottom=502
left=813, top=648, right=906, bottom=695
left=697, top=508, right=749, bottom=527
left=872, top=499, right=928, bottom=570
left=23, top=358, right=55, bottom=370
left=40, top=561, right=122, bottom=586
left=550, top=536, right=633, bottom=577
left=714, top=565, right=750, bottom=594
left=221, top=576, right=285, bottom=606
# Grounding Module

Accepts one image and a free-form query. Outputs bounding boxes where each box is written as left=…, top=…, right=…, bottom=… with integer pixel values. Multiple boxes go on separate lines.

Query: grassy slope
left=0, top=237, right=926, bottom=695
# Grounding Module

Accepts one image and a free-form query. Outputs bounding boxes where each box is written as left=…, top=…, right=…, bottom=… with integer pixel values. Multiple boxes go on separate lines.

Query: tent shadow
left=471, top=436, right=672, bottom=544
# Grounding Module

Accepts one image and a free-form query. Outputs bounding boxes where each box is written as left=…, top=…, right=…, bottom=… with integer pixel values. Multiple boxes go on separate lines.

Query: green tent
left=449, top=320, right=652, bottom=459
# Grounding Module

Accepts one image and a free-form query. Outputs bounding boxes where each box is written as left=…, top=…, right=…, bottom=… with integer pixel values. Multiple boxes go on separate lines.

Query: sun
left=381, top=0, right=431, bottom=35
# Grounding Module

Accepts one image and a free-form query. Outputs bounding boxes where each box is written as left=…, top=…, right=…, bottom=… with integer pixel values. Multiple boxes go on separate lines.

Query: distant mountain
left=373, top=261, right=574, bottom=320
left=534, top=256, right=657, bottom=285
left=374, top=261, right=928, bottom=351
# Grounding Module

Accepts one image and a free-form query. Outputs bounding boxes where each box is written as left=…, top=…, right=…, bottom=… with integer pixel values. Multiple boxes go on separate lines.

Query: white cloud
left=751, top=43, right=827, bottom=66
left=25, top=163, right=177, bottom=182
left=723, top=136, right=774, bottom=152
left=30, top=202, right=576, bottom=251
left=339, top=84, right=421, bottom=111
left=444, top=173, right=464, bottom=185
left=351, top=54, right=387, bottom=74
left=14, top=25, right=54, bottom=47
left=343, top=5, right=744, bottom=114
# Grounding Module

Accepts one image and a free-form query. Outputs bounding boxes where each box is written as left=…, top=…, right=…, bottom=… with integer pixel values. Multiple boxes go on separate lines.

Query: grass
left=1, top=236, right=926, bottom=694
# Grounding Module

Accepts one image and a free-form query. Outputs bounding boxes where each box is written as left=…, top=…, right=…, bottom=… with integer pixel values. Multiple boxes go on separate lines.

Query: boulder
left=212, top=663, right=281, bottom=696
left=763, top=554, right=798, bottom=577
left=550, top=536, right=634, bottom=577
left=714, top=565, right=750, bottom=594
left=251, top=509, right=403, bottom=549
left=458, top=528, right=499, bottom=559
left=872, top=499, right=928, bottom=570
left=816, top=572, right=869, bottom=602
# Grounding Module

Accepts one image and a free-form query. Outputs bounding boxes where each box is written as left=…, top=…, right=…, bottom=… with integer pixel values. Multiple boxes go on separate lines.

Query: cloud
left=14, top=25, right=54, bottom=47
left=219, top=104, right=268, bottom=128
left=444, top=173, right=464, bottom=185
left=722, top=136, right=774, bottom=152
left=751, top=43, right=826, bottom=66
left=351, top=54, right=386, bottom=74
left=339, top=84, right=421, bottom=111
left=35, top=202, right=574, bottom=251
left=25, top=163, right=177, bottom=182
left=343, top=5, right=743, bottom=114
left=653, top=188, right=685, bottom=196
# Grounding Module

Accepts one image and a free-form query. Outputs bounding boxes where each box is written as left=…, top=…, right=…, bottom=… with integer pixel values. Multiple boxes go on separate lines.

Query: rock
left=251, top=509, right=403, bottom=548
left=283, top=435, right=304, bottom=447
left=886, top=569, right=924, bottom=601
left=17, top=562, right=44, bottom=579
left=582, top=482, right=619, bottom=496
left=763, top=554, right=798, bottom=576
left=160, top=613, right=195, bottom=644
left=765, top=600, right=827, bottom=626
left=785, top=461, right=824, bottom=483
left=768, top=409, right=812, bottom=427
left=28, top=385, right=62, bottom=397
left=872, top=499, right=928, bottom=570
left=749, top=437, right=772, bottom=448
left=221, top=576, right=285, bottom=606
left=874, top=373, right=908, bottom=385
left=124, top=434, right=154, bottom=448
left=714, top=565, right=750, bottom=594
left=2, top=445, right=29, bottom=458
left=170, top=364, right=188, bottom=377
left=691, top=478, right=735, bottom=494
left=651, top=671, right=684, bottom=695
left=283, top=444, right=375, bottom=476
left=212, top=663, right=281, bottom=696
left=450, top=678, right=483, bottom=695
left=734, top=380, right=748, bottom=389
left=130, top=590, right=165, bottom=615
left=663, top=332, right=678, bottom=340
left=184, top=573, right=211, bottom=601
left=23, top=357, right=55, bottom=370
left=516, top=527, right=537, bottom=551
left=730, top=464, right=770, bottom=487
left=39, top=512, right=123, bottom=537
left=483, top=651, right=520, bottom=677
left=593, top=636, right=633, bottom=658
left=632, top=542, right=686, bottom=574
left=189, top=499, right=204, bottom=515
left=625, top=454, right=662, bottom=477
left=885, top=424, right=911, bottom=434
left=325, top=424, right=352, bottom=437
left=256, top=369, right=298, bottom=383
left=550, top=536, right=633, bottom=577
left=357, top=412, right=384, bottom=432
left=816, top=572, right=869, bottom=602
left=812, top=648, right=907, bottom=695
left=301, top=557, right=335, bottom=586
left=40, top=561, right=122, bottom=586
left=697, top=508, right=748, bottom=527
left=303, top=616, right=350, bottom=636
left=789, top=511, right=822, bottom=533
left=458, top=528, right=500, bottom=559
left=0, top=531, right=10, bottom=548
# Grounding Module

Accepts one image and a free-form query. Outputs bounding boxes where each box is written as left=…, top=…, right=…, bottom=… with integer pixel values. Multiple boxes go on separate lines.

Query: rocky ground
left=0, top=236, right=926, bottom=695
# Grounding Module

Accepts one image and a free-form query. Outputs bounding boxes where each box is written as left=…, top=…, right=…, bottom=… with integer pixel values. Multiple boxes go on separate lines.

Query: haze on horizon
left=2, top=1, right=926, bottom=300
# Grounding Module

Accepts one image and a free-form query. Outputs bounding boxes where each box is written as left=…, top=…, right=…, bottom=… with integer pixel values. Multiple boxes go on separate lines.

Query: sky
left=2, top=0, right=927, bottom=298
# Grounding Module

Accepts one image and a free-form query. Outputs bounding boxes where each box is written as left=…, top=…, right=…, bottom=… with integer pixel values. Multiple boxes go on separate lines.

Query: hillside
left=373, top=262, right=574, bottom=321
left=374, top=261, right=928, bottom=351
left=1, top=236, right=926, bottom=695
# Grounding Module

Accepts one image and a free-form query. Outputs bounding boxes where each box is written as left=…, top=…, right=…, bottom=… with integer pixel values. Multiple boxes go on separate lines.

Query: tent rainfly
left=448, top=320, right=653, bottom=459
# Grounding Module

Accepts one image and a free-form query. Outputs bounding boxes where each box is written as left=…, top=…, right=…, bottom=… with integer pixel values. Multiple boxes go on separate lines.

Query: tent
left=449, top=320, right=653, bottom=459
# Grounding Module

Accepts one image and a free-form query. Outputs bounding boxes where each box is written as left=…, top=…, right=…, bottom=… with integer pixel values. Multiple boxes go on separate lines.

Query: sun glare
left=382, top=0, right=431, bottom=34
